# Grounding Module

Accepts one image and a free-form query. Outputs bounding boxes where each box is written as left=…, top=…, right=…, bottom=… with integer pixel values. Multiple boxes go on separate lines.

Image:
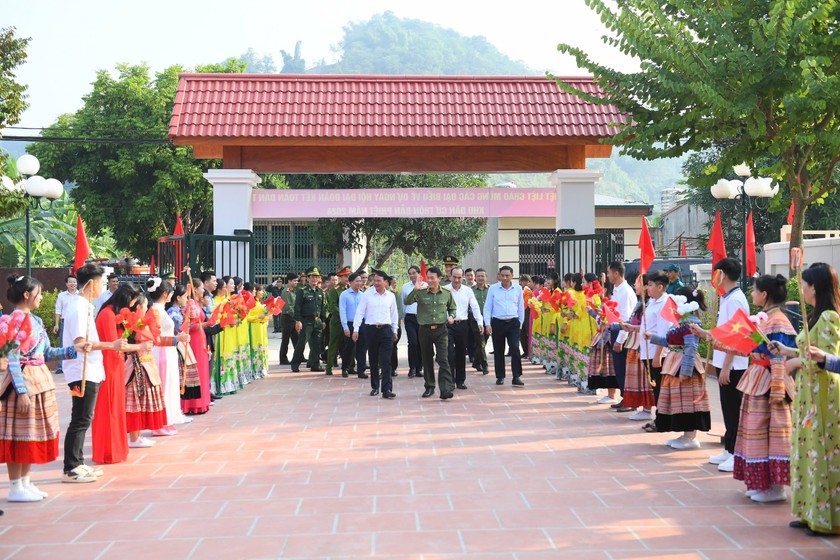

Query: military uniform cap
left=336, top=266, right=351, bottom=276
left=306, top=266, right=322, bottom=277
left=443, top=255, right=459, bottom=266
left=162, top=272, right=176, bottom=280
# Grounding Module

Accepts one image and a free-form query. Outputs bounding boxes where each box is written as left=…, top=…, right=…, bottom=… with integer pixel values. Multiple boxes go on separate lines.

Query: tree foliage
left=0, top=27, right=29, bottom=134
left=317, top=11, right=534, bottom=75
left=28, top=62, right=244, bottom=260
left=554, top=0, right=840, bottom=252
left=285, top=174, right=488, bottom=270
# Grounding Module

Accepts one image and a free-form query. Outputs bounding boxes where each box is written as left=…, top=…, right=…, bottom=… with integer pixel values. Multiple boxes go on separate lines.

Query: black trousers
left=391, top=325, right=402, bottom=371
left=447, top=321, right=469, bottom=385
left=63, top=380, right=100, bottom=473
left=470, top=318, right=488, bottom=370
left=272, top=313, right=281, bottom=333
left=356, top=320, right=368, bottom=372
left=490, top=318, right=522, bottom=380
left=366, top=324, right=394, bottom=392
left=340, top=321, right=366, bottom=374
left=610, top=329, right=628, bottom=392
left=644, top=359, right=663, bottom=405
left=404, top=314, right=421, bottom=373
left=717, top=367, right=746, bottom=453
left=279, top=314, right=298, bottom=362
left=419, top=324, right=454, bottom=394
left=520, top=308, right=531, bottom=358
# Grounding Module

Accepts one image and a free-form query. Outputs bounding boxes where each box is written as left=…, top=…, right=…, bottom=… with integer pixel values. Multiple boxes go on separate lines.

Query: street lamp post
left=710, top=164, right=778, bottom=290
left=0, top=154, right=64, bottom=276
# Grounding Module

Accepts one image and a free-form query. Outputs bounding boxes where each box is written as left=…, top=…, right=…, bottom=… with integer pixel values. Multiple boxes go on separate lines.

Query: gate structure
left=554, top=233, right=616, bottom=278
left=158, top=232, right=253, bottom=283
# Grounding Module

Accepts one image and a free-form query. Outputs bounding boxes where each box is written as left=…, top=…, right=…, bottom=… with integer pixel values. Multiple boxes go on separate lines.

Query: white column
left=204, top=169, right=261, bottom=279
left=550, top=169, right=602, bottom=234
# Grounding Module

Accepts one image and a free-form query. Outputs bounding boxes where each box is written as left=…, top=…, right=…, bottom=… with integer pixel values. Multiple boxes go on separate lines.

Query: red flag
left=660, top=296, right=681, bottom=325
left=173, top=213, right=185, bottom=235
left=680, top=239, right=687, bottom=257
left=419, top=259, right=428, bottom=282
left=707, top=210, right=727, bottom=265
left=745, top=211, right=757, bottom=278
left=73, top=215, right=91, bottom=273
left=638, top=217, right=655, bottom=274
left=149, top=255, right=156, bottom=276
left=787, top=202, right=795, bottom=225
left=602, top=299, right=621, bottom=324
left=710, top=307, right=764, bottom=355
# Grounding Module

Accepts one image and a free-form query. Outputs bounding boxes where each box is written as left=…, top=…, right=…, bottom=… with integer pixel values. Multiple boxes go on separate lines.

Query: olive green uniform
left=325, top=283, right=347, bottom=372
left=291, top=284, right=327, bottom=370
left=404, top=286, right=457, bottom=395
left=470, top=284, right=490, bottom=373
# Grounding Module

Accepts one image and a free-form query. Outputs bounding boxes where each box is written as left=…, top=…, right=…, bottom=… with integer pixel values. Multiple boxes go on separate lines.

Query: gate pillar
left=550, top=169, right=602, bottom=235
left=205, top=169, right=261, bottom=278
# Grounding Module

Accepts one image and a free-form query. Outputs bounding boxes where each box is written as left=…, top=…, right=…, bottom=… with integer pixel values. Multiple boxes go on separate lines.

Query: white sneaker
left=666, top=436, right=687, bottom=448
left=7, top=487, right=43, bottom=502
left=128, top=438, right=155, bottom=448
left=745, top=489, right=761, bottom=497
left=25, top=482, right=48, bottom=498
left=718, top=455, right=735, bottom=472
left=709, top=450, right=732, bottom=465
left=750, top=486, right=786, bottom=503
left=670, top=437, right=701, bottom=450
left=81, top=464, right=104, bottom=477
left=596, top=396, right=619, bottom=405
left=62, top=466, right=98, bottom=483
left=628, top=410, right=653, bottom=421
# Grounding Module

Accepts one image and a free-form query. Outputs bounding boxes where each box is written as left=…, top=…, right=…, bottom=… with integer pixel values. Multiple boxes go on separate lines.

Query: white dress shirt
left=449, top=284, right=483, bottom=323
left=401, top=281, right=418, bottom=315
left=611, top=280, right=638, bottom=344
left=55, top=289, right=79, bottom=318
left=713, top=287, right=750, bottom=370
left=639, top=293, right=671, bottom=360
left=354, top=288, right=399, bottom=333
left=62, top=296, right=105, bottom=384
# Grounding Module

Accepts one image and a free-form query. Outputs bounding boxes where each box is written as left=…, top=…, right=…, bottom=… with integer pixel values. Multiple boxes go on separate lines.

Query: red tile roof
left=169, top=74, right=622, bottom=142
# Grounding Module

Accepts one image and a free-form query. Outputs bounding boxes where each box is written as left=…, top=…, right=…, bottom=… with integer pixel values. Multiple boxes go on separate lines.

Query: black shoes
left=370, top=389, right=379, bottom=396
left=496, top=378, right=504, bottom=385
left=391, top=372, right=398, bottom=377
left=456, top=383, right=468, bottom=390
left=482, top=368, right=489, bottom=375
left=382, top=391, right=396, bottom=399
left=358, top=372, right=369, bottom=379
left=324, top=369, right=333, bottom=376
left=279, top=358, right=290, bottom=365
left=617, top=406, right=636, bottom=413
left=311, top=366, right=325, bottom=372
left=341, top=370, right=349, bottom=378
left=512, top=377, right=525, bottom=387
left=408, top=369, right=416, bottom=378
left=291, top=366, right=300, bottom=372
left=440, top=392, right=454, bottom=400
left=422, top=388, right=435, bottom=398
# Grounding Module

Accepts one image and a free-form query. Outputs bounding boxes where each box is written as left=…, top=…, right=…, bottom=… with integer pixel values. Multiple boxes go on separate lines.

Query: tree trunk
left=357, top=244, right=371, bottom=272
left=788, top=188, right=807, bottom=275
left=373, top=240, right=398, bottom=270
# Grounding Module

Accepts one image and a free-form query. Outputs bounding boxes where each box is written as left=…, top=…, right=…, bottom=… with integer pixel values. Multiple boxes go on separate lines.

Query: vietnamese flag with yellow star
left=710, top=307, right=764, bottom=355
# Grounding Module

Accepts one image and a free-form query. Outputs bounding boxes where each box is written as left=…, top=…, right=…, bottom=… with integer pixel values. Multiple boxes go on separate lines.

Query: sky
left=5, top=0, right=637, bottom=130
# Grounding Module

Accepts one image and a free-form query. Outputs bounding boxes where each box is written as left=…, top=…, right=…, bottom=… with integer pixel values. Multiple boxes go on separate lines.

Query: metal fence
left=554, top=233, right=617, bottom=277
left=158, top=233, right=253, bottom=283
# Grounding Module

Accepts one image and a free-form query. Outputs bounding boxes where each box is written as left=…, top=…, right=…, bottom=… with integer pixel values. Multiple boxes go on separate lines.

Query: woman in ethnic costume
left=244, top=282, right=269, bottom=379
left=93, top=283, right=143, bottom=464
left=645, top=287, right=711, bottom=449
left=0, top=275, right=86, bottom=502
left=147, top=278, right=190, bottom=436
left=769, top=263, right=840, bottom=536
left=564, top=273, right=593, bottom=388
left=620, top=276, right=656, bottom=412
left=586, top=291, right=618, bottom=399
left=182, top=279, right=211, bottom=414
left=541, top=273, right=562, bottom=377
left=213, top=279, right=242, bottom=394
left=557, top=273, right=573, bottom=381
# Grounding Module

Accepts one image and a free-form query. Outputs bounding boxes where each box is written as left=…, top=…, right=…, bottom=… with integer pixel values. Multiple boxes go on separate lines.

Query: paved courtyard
left=1, top=335, right=837, bottom=559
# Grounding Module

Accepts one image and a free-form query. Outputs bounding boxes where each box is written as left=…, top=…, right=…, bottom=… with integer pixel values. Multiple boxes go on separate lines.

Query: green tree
left=28, top=61, right=244, bottom=260
left=317, top=11, right=534, bottom=75
left=553, top=0, right=840, bottom=253
left=237, top=48, right=276, bottom=73
left=0, top=26, right=30, bottom=218
left=285, top=174, right=488, bottom=270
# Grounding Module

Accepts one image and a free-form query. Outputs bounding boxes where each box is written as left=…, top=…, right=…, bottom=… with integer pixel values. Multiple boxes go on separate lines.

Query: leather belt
left=369, top=324, right=390, bottom=329
left=422, top=324, right=445, bottom=330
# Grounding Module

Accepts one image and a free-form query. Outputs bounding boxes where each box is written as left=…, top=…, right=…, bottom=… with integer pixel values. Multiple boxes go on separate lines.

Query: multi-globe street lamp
left=710, top=164, right=779, bottom=289
left=0, top=154, right=64, bottom=275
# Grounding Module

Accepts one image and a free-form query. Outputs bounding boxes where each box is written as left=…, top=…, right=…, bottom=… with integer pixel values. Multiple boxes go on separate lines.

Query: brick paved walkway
left=1, top=336, right=837, bottom=559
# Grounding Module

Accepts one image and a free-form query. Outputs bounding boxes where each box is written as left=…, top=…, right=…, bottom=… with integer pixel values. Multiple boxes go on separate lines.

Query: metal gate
left=158, top=232, right=253, bottom=283
left=554, top=233, right=616, bottom=277
left=253, top=221, right=337, bottom=286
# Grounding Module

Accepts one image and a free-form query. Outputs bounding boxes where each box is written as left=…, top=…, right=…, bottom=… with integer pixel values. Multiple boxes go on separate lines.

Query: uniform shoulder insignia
left=440, top=285, right=452, bottom=291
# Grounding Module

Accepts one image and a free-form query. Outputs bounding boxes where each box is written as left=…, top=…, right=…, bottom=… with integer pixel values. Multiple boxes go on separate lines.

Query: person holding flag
left=643, top=287, right=711, bottom=449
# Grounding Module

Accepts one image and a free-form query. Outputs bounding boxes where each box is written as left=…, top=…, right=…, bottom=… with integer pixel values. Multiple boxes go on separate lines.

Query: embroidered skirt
left=654, top=370, right=711, bottom=432
left=622, top=347, right=655, bottom=408
left=733, top=393, right=792, bottom=490
left=125, top=357, right=166, bottom=432
left=586, top=337, right=617, bottom=389
left=0, top=365, right=60, bottom=464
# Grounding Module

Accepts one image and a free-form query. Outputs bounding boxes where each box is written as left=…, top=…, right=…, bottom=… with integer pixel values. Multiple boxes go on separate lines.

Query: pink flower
left=16, top=330, right=27, bottom=342
left=0, top=324, right=7, bottom=336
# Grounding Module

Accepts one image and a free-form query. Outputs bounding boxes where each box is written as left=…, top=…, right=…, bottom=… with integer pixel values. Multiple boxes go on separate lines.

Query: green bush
left=36, top=288, right=61, bottom=347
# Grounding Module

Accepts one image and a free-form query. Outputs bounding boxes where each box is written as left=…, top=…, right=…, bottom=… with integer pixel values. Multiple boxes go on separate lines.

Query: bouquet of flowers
left=118, top=307, right=158, bottom=344
left=0, top=309, right=33, bottom=357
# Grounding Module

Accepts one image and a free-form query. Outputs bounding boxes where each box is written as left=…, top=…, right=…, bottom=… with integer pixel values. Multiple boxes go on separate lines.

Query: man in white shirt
left=353, top=270, right=399, bottom=399
left=707, top=258, right=750, bottom=472
left=401, top=266, right=422, bottom=378
left=447, top=267, right=483, bottom=390
left=62, top=264, right=127, bottom=483
left=94, top=273, right=120, bottom=314
left=53, top=274, right=79, bottom=374
left=607, top=262, right=638, bottom=411
left=628, top=270, right=670, bottom=422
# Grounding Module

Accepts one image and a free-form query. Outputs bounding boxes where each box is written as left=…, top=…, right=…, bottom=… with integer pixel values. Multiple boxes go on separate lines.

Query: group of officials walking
left=269, top=257, right=527, bottom=400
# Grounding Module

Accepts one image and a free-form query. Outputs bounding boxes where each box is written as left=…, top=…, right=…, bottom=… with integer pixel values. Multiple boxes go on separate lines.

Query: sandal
left=642, top=422, right=657, bottom=433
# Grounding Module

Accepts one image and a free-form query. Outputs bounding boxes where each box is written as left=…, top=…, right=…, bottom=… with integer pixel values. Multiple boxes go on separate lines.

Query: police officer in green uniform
left=405, top=266, right=458, bottom=400
left=325, top=267, right=351, bottom=375
left=264, top=276, right=284, bottom=333
left=441, top=255, right=459, bottom=286
left=291, top=267, right=327, bottom=373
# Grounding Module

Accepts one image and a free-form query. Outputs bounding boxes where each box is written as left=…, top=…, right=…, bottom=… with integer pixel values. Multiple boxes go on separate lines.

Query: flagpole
left=792, top=248, right=812, bottom=367
left=705, top=269, right=720, bottom=364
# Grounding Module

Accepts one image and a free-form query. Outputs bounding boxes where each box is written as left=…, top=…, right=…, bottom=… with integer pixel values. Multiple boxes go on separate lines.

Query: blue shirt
left=339, top=288, right=363, bottom=330
left=483, top=282, right=525, bottom=326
